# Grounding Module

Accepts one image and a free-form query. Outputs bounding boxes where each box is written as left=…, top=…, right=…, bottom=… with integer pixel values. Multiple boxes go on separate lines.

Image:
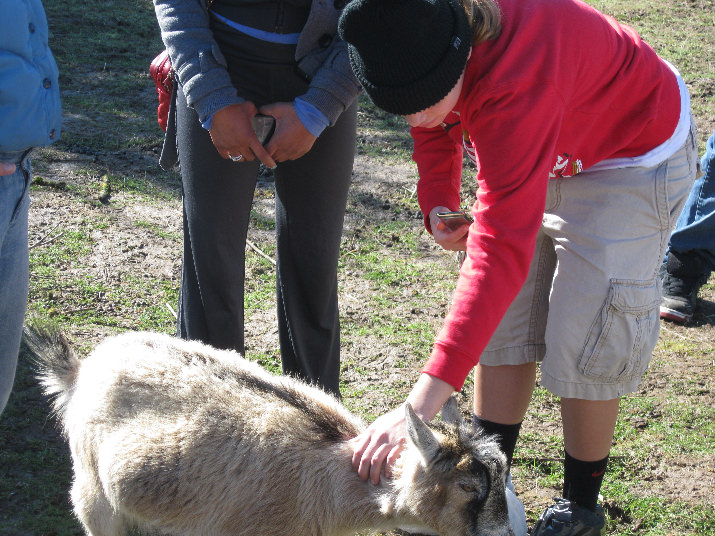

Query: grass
left=0, top=0, right=713, bottom=534
left=356, top=97, right=416, bottom=162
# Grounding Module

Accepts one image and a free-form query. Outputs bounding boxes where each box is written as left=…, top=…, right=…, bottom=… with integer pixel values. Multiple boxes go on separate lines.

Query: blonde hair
left=460, top=0, right=502, bottom=45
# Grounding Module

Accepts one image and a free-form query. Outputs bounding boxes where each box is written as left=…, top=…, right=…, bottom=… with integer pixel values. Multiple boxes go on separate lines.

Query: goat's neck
left=325, top=442, right=434, bottom=535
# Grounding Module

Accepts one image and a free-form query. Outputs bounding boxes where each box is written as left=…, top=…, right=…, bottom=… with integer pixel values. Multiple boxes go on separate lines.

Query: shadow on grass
left=693, top=298, right=715, bottom=327
left=0, top=344, right=82, bottom=536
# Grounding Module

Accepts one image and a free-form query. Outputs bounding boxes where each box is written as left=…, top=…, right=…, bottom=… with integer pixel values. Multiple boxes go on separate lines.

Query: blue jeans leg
left=0, top=155, right=31, bottom=416
left=667, top=130, right=715, bottom=273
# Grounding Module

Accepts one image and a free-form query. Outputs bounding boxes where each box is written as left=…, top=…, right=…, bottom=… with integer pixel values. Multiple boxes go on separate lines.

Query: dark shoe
left=660, top=250, right=709, bottom=323
left=531, top=498, right=605, bottom=536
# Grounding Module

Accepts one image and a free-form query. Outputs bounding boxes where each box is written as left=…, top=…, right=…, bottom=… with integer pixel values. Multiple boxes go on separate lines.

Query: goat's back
left=56, top=331, right=368, bottom=535
left=70, top=331, right=363, bottom=439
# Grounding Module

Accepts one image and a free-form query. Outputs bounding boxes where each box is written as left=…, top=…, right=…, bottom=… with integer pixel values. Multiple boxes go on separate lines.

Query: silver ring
left=228, top=153, right=243, bottom=162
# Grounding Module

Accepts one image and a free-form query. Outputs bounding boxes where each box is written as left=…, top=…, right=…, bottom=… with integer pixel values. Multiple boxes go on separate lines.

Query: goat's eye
left=460, top=483, right=477, bottom=493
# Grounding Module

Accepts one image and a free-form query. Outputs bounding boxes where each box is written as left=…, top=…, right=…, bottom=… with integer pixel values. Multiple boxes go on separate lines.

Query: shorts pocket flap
left=609, top=279, right=661, bottom=315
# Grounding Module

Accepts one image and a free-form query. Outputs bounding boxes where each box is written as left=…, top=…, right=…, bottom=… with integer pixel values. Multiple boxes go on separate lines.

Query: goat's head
left=394, top=397, right=514, bottom=536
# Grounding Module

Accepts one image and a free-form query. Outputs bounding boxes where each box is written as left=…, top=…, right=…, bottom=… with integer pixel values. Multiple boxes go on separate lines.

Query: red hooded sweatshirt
left=414, top=0, right=683, bottom=390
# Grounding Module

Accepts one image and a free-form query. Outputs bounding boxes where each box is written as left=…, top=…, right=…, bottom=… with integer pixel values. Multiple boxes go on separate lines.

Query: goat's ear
left=404, top=403, right=440, bottom=461
left=440, top=395, right=461, bottom=425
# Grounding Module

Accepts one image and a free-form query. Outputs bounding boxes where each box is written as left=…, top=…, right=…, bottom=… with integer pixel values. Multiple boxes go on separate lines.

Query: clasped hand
left=209, top=101, right=317, bottom=168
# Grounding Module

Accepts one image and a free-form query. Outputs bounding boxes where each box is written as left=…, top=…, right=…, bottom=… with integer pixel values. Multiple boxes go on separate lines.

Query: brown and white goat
left=27, top=324, right=514, bottom=536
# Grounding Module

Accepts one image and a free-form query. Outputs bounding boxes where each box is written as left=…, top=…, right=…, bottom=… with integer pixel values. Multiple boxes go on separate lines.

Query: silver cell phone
left=437, top=210, right=474, bottom=230
left=253, top=114, right=276, bottom=145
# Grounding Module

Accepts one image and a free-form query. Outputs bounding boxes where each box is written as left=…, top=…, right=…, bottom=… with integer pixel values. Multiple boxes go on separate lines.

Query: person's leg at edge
left=667, top=130, right=715, bottom=263
left=0, top=155, right=31, bottom=416
left=660, top=130, right=715, bottom=322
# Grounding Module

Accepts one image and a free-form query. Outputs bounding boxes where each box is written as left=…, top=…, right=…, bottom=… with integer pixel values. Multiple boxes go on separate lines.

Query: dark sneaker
left=531, top=498, right=605, bottom=536
left=660, top=250, right=709, bottom=323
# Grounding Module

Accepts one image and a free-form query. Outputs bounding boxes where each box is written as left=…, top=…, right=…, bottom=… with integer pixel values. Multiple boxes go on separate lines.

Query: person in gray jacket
left=153, top=0, right=361, bottom=397
left=0, top=0, right=62, bottom=416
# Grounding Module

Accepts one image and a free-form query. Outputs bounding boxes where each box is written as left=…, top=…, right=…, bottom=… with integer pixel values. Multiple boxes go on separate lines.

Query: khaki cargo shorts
left=480, top=122, right=699, bottom=400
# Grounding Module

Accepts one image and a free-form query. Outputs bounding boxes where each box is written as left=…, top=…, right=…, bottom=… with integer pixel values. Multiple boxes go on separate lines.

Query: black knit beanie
left=338, top=0, right=471, bottom=116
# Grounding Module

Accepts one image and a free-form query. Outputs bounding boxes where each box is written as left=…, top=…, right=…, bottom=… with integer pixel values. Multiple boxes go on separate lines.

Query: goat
left=26, top=323, right=514, bottom=536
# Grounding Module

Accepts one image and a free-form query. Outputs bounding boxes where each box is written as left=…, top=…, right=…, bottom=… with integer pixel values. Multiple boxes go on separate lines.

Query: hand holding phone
left=437, top=210, right=474, bottom=231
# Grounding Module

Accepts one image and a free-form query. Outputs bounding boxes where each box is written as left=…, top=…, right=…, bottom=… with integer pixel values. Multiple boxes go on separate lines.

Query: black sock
left=472, top=415, right=522, bottom=469
left=563, top=450, right=609, bottom=511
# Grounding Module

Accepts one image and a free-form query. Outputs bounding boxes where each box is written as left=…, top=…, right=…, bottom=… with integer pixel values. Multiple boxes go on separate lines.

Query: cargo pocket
left=578, top=279, right=660, bottom=383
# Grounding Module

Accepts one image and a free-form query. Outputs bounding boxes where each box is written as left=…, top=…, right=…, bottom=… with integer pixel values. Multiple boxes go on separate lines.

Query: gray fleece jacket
left=153, top=0, right=362, bottom=126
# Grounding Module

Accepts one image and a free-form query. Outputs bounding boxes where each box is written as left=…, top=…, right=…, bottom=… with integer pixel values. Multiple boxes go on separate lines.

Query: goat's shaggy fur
left=26, top=323, right=514, bottom=536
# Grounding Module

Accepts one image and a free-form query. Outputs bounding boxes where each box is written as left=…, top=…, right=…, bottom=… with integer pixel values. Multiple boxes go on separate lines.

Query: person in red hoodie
left=338, top=0, right=698, bottom=533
